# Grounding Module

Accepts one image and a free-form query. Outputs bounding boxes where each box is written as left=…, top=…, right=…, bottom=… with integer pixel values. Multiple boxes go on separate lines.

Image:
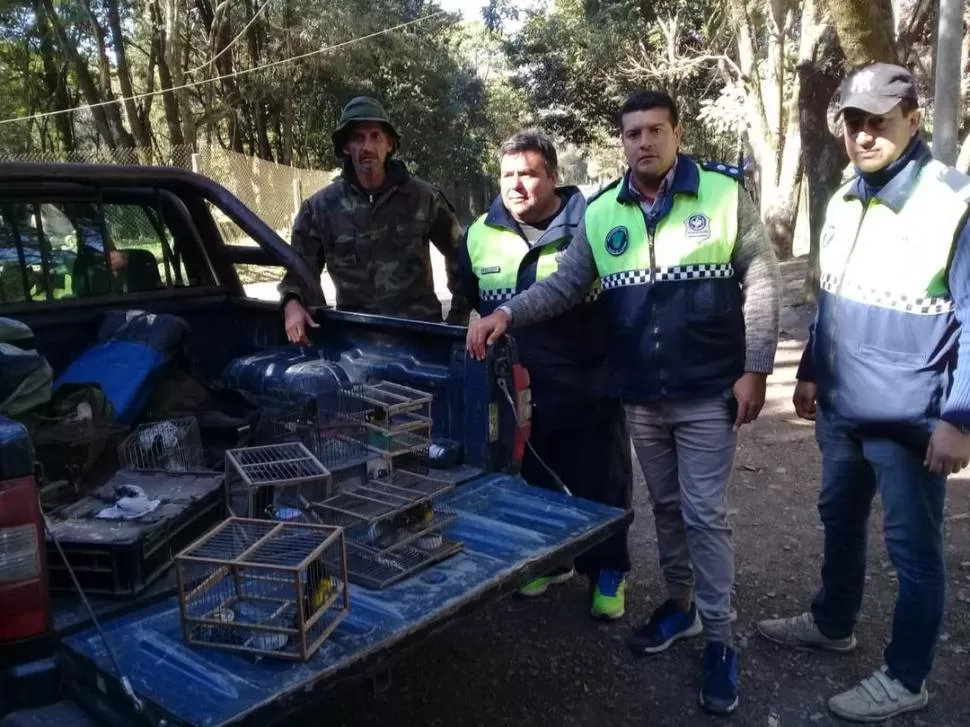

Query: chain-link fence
left=190, top=146, right=335, bottom=233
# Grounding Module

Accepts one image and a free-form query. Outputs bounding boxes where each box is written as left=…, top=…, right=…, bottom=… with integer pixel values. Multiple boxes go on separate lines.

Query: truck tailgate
left=58, top=474, right=632, bottom=727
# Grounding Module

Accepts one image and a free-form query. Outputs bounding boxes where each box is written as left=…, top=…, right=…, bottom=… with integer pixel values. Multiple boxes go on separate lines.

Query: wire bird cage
left=225, top=442, right=331, bottom=522
left=118, top=417, right=205, bottom=472
left=314, top=469, right=461, bottom=589
left=251, top=382, right=433, bottom=474
left=251, top=385, right=372, bottom=472
left=349, top=382, right=433, bottom=433
left=335, top=381, right=434, bottom=463
left=343, top=535, right=463, bottom=590
left=175, top=517, right=349, bottom=661
left=33, top=415, right=127, bottom=504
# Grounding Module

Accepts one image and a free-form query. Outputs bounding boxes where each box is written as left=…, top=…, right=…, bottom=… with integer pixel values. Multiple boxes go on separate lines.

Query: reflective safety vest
left=464, top=196, right=610, bottom=421
left=465, top=221, right=600, bottom=314
left=818, top=160, right=965, bottom=314
left=809, top=155, right=970, bottom=432
left=582, top=161, right=744, bottom=402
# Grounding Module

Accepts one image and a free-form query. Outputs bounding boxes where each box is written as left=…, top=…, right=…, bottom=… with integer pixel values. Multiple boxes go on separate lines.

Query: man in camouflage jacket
left=279, top=96, right=470, bottom=342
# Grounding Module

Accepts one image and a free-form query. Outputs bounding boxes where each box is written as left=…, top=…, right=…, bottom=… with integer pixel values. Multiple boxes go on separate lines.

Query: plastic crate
left=175, top=518, right=349, bottom=661
left=45, top=471, right=225, bottom=597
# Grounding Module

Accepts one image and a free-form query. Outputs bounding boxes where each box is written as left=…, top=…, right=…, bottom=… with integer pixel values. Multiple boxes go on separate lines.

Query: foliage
left=502, top=0, right=742, bottom=162
left=0, top=0, right=504, bottom=188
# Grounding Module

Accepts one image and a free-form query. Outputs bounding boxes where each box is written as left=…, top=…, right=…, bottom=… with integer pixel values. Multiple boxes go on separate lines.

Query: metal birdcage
left=347, top=382, right=433, bottom=433
left=313, top=468, right=459, bottom=588
left=249, top=381, right=433, bottom=466
left=175, top=517, right=349, bottom=661
left=33, top=416, right=128, bottom=505
left=251, top=385, right=374, bottom=472
left=343, top=536, right=463, bottom=590
left=118, top=417, right=205, bottom=472
left=225, top=442, right=331, bottom=522
left=308, top=383, right=375, bottom=471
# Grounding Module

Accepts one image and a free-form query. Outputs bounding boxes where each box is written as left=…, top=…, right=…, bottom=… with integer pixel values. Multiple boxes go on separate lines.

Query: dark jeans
left=521, top=397, right=633, bottom=576
left=811, top=407, right=946, bottom=692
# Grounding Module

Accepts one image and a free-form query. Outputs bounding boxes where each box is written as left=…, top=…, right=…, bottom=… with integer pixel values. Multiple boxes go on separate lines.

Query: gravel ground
left=319, top=258, right=970, bottom=727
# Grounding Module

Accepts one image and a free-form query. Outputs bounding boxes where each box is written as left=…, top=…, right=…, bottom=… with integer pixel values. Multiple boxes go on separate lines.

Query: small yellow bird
left=301, top=561, right=333, bottom=621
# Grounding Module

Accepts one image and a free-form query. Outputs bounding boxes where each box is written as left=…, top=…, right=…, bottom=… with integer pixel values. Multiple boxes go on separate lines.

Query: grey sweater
left=502, top=182, right=782, bottom=374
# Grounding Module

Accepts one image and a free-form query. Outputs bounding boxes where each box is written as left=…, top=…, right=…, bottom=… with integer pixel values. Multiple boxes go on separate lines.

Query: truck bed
left=0, top=164, right=633, bottom=727
left=57, top=476, right=630, bottom=727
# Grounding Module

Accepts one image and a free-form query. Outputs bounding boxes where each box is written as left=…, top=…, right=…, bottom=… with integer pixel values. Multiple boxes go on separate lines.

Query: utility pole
left=932, top=0, right=966, bottom=165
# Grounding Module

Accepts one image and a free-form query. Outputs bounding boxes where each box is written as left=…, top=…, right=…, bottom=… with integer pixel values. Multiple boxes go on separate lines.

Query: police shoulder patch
left=605, top=226, right=629, bottom=256
left=701, top=160, right=745, bottom=186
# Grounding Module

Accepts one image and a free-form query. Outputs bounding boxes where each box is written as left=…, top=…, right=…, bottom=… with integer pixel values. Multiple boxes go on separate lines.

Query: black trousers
left=520, top=397, right=633, bottom=577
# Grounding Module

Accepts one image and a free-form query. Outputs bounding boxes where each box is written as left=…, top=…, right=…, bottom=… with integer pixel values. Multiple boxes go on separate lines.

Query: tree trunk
left=827, top=0, right=899, bottom=66
left=798, top=7, right=849, bottom=301
left=733, top=0, right=803, bottom=260
left=280, top=95, right=295, bottom=165
left=105, top=0, right=153, bottom=160
left=34, top=2, right=74, bottom=153
left=209, top=0, right=248, bottom=152
left=39, top=0, right=117, bottom=147
left=932, top=0, right=966, bottom=164
left=162, top=0, right=197, bottom=149
left=81, top=0, right=136, bottom=149
left=149, top=0, right=186, bottom=149
left=245, top=0, right=272, bottom=160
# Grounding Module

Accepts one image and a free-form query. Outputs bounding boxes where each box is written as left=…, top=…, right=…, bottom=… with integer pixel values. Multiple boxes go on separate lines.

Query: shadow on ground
left=317, top=257, right=970, bottom=727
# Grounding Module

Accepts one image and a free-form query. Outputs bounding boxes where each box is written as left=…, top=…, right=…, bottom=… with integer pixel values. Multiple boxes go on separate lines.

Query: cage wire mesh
left=118, top=417, right=205, bottom=472
left=248, top=381, right=434, bottom=466
left=175, top=517, right=349, bottom=661
left=249, top=385, right=373, bottom=471
left=307, top=383, right=375, bottom=471
left=250, top=389, right=316, bottom=448
left=351, top=382, right=434, bottom=461
left=314, top=470, right=459, bottom=588
left=225, top=442, right=332, bottom=522
left=342, top=534, right=463, bottom=590
left=348, top=382, right=433, bottom=433
left=33, top=417, right=128, bottom=508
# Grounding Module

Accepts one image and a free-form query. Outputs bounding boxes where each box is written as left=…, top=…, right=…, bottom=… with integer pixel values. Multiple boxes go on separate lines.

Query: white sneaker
left=828, top=666, right=928, bottom=723
left=756, top=611, right=857, bottom=652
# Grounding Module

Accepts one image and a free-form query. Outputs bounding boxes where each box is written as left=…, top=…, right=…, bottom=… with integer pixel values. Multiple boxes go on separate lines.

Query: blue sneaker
left=627, top=599, right=703, bottom=655
left=700, top=641, right=740, bottom=715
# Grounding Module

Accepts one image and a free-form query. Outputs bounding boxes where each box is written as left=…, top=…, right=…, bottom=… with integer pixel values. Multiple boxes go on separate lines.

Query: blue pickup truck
left=0, top=163, right=631, bottom=727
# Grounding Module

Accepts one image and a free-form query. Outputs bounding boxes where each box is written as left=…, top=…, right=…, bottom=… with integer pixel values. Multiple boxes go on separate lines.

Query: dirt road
left=321, top=257, right=970, bottom=727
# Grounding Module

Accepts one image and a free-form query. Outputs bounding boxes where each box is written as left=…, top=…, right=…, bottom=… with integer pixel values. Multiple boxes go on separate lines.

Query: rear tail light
left=0, top=475, right=51, bottom=642
left=510, top=363, right=532, bottom=464
left=0, top=524, right=41, bottom=582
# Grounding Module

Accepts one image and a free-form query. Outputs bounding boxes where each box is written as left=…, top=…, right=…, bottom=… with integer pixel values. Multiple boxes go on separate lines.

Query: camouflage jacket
left=278, top=159, right=470, bottom=324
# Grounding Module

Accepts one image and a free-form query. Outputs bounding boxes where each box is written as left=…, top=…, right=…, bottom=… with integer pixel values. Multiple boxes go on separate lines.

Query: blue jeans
left=811, top=407, right=947, bottom=692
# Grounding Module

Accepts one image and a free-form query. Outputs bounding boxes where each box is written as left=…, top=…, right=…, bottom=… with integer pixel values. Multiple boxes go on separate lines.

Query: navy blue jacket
left=457, top=188, right=610, bottom=423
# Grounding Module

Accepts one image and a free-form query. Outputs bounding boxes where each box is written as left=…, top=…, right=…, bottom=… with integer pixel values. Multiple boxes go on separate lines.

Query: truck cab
left=0, top=163, right=631, bottom=727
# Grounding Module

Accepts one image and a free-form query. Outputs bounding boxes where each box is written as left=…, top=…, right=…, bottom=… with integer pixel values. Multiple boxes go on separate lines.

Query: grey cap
left=837, top=63, right=918, bottom=116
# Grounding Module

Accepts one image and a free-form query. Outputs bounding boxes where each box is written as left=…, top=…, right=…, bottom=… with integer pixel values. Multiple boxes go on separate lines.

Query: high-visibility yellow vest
left=818, top=159, right=967, bottom=314
left=585, top=166, right=738, bottom=287
left=465, top=218, right=600, bottom=311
